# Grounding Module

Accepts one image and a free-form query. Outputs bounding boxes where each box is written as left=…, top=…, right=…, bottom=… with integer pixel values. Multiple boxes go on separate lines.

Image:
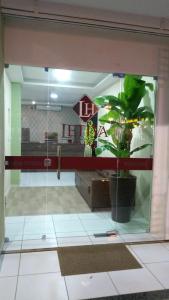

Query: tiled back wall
left=21, top=105, right=82, bottom=143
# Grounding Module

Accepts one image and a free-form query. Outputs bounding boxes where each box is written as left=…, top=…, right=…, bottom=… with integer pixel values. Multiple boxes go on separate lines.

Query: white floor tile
left=57, top=236, right=92, bottom=246
left=5, top=216, right=25, bottom=224
left=146, top=262, right=169, bottom=288
left=24, top=216, right=55, bottom=236
left=22, top=233, right=56, bottom=240
left=81, top=219, right=113, bottom=231
left=120, top=233, right=155, bottom=243
left=130, top=243, right=169, bottom=263
left=126, top=246, right=144, bottom=267
left=90, top=235, right=124, bottom=244
left=78, top=212, right=111, bottom=221
left=20, top=171, right=75, bottom=187
left=0, top=254, right=20, bottom=277
left=162, top=243, right=169, bottom=251
left=109, top=268, right=163, bottom=295
left=52, top=214, right=79, bottom=221
left=22, top=239, right=57, bottom=250
left=54, top=220, right=85, bottom=233
left=0, top=276, right=17, bottom=300
left=19, top=251, right=60, bottom=275
left=3, top=241, right=22, bottom=251
left=115, top=223, right=146, bottom=234
left=56, top=231, right=88, bottom=238
left=5, top=234, right=23, bottom=242
left=16, top=273, right=68, bottom=300
left=152, top=233, right=165, bottom=240
left=25, top=215, right=52, bottom=223
left=5, top=223, right=24, bottom=235
left=23, top=222, right=54, bottom=235
left=65, top=272, right=118, bottom=300
left=5, top=223, right=24, bottom=242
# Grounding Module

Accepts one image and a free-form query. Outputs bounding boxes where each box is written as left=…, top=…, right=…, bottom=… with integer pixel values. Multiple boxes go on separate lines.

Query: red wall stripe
left=5, top=156, right=153, bottom=171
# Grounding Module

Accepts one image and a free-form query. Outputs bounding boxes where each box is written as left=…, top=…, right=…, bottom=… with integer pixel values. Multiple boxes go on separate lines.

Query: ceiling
left=6, top=65, right=114, bottom=107
left=43, top=0, right=169, bottom=18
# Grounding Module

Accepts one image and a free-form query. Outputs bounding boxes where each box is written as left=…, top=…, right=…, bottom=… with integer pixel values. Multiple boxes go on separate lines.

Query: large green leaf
left=99, top=110, right=121, bottom=124
left=106, top=123, right=122, bottom=135
left=106, top=124, right=123, bottom=146
left=130, top=143, right=152, bottom=156
left=124, top=75, right=145, bottom=98
left=126, top=90, right=147, bottom=113
left=95, top=145, right=119, bottom=157
left=122, top=75, right=149, bottom=113
left=94, top=95, right=120, bottom=107
left=95, top=144, right=119, bottom=157
left=97, top=138, right=130, bottom=157
left=95, top=147, right=105, bottom=156
left=118, top=92, right=128, bottom=111
left=133, top=106, right=152, bottom=115
left=132, top=106, right=154, bottom=120
left=98, top=138, right=116, bottom=148
left=136, top=111, right=154, bottom=120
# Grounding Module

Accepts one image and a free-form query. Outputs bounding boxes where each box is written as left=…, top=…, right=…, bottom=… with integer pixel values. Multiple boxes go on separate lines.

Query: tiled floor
left=1, top=243, right=169, bottom=300
left=4, top=212, right=154, bottom=251
left=6, top=171, right=152, bottom=248
left=20, top=171, right=75, bottom=187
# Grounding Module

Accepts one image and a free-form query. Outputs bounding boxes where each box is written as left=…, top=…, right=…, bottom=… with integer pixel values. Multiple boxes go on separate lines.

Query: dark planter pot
left=109, top=174, right=136, bottom=223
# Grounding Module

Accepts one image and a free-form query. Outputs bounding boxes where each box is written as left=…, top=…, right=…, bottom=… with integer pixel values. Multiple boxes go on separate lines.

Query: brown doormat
left=57, top=243, right=142, bottom=276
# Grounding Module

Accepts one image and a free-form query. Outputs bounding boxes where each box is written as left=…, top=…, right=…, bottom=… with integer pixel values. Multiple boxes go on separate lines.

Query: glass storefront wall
left=4, top=65, right=156, bottom=249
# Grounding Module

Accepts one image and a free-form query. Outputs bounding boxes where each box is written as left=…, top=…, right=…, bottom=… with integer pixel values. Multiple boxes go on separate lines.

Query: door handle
left=44, top=158, right=52, bottom=167
left=57, top=145, right=61, bottom=180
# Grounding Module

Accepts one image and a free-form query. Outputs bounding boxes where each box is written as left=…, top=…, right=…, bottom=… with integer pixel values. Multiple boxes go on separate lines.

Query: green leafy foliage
left=94, top=74, right=154, bottom=160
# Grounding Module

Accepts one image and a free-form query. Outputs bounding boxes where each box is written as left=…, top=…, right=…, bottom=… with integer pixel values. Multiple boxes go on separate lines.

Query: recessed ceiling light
left=50, top=92, right=58, bottom=99
left=53, top=69, right=71, bottom=81
left=32, top=101, right=36, bottom=105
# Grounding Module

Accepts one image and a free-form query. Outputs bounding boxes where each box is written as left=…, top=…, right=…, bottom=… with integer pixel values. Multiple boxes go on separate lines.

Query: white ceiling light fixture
left=50, top=92, right=58, bottom=99
left=32, top=101, right=36, bottom=105
left=53, top=69, right=71, bottom=81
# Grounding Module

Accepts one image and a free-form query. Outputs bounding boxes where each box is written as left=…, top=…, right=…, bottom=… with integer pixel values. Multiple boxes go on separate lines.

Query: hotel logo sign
left=73, top=95, right=98, bottom=122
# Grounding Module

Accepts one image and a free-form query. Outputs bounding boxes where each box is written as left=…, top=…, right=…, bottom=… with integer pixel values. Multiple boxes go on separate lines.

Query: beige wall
left=22, top=105, right=82, bottom=143
left=0, top=14, right=4, bottom=252
left=3, top=16, right=169, bottom=239
left=4, top=17, right=164, bottom=75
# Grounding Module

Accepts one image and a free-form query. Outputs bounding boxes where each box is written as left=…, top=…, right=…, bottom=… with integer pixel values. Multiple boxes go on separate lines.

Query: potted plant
left=94, top=74, right=154, bottom=223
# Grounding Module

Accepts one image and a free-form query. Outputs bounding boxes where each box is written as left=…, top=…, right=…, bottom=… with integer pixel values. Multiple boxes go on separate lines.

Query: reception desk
left=21, top=142, right=85, bottom=157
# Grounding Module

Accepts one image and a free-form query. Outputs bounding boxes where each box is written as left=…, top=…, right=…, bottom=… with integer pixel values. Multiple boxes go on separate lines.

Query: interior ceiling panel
left=22, top=85, right=87, bottom=105
left=22, top=66, right=108, bottom=87
left=6, top=65, right=112, bottom=106
left=41, top=0, right=169, bottom=18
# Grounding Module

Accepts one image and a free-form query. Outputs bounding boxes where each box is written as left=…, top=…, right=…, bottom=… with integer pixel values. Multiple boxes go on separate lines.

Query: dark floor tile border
left=87, top=289, right=169, bottom=300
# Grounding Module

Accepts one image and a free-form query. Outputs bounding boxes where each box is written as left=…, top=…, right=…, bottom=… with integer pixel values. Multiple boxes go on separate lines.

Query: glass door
left=96, top=73, right=156, bottom=241
left=4, top=65, right=156, bottom=251
left=4, top=65, right=55, bottom=249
